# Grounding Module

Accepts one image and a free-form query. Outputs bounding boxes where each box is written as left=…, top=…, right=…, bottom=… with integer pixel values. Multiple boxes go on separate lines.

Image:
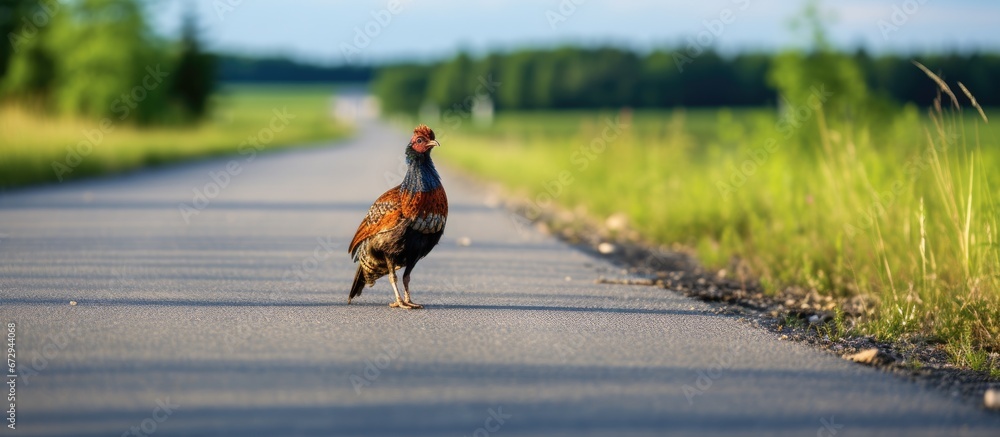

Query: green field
left=0, top=84, right=349, bottom=189
left=440, top=105, right=1000, bottom=372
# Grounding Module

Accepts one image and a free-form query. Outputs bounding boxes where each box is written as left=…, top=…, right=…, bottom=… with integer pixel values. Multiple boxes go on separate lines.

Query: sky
left=150, top=0, right=1000, bottom=65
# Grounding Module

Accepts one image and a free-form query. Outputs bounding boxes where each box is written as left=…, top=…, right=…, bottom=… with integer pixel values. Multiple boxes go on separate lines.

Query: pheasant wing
left=349, top=187, right=405, bottom=258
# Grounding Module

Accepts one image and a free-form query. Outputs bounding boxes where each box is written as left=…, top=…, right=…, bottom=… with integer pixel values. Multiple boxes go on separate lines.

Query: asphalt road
left=1, top=120, right=999, bottom=437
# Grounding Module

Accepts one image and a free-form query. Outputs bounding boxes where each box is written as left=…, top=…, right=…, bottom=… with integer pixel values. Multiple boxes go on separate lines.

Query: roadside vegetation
left=0, top=85, right=348, bottom=189
left=0, top=1, right=347, bottom=189
left=438, top=87, right=999, bottom=374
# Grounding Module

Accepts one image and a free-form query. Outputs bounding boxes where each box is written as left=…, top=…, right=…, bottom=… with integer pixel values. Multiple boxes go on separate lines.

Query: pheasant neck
left=401, top=152, right=441, bottom=193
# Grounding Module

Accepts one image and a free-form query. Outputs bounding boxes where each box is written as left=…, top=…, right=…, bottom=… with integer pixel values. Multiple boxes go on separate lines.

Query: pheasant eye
left=417, top=138, right=424, bottom=143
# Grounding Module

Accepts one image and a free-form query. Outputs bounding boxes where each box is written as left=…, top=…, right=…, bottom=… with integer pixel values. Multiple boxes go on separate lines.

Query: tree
left=372, top=63, right=431, bottom=114
left=1, top=0, right=58, bottom=103
left=639, top=51, right=681, bottom=107
left=767, top=0, right=870, bottom=126
left=46, top=0, right=169, bottom=123
left=497, top=51, right=535, bottom=110
left=426, top=51, right=473, bottom=112
left=0, top=0, right=28, bottom=80
left=170, top=4, right=216, bottom=120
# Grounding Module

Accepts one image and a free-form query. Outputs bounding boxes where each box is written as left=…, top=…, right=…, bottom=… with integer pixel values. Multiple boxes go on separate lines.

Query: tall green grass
left=0, top=84, right=348, bottom=189
left=441, top=100, right=999, bottom=368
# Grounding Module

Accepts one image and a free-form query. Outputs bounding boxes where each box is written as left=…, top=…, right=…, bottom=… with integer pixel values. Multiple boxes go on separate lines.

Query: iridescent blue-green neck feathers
left=401, top=148, right=441, bottom=193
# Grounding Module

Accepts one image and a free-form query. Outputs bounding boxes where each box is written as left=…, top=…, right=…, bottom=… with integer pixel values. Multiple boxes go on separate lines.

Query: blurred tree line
left=373, top=46, right=1000, bottom=115
left=217, top=55, right=373, bottom=83
left=0, top=0, right=215, bottom=124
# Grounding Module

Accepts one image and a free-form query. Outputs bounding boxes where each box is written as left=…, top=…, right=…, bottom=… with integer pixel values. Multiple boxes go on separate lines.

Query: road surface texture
left=1, top=120, right=999, bottom=437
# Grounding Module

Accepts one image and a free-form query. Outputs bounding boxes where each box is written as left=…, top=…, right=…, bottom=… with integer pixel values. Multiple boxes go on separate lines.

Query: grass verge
left=0, top=84, right=349, bottom=189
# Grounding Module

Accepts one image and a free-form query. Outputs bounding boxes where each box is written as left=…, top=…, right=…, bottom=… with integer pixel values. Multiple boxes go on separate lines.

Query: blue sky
left=150, top=0, right=1000, bottom=65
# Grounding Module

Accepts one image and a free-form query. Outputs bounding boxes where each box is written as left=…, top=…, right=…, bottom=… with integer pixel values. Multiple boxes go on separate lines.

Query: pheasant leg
left=387, top=262, right=418, bottom=309
left=402, top=273, right=423, bottom=309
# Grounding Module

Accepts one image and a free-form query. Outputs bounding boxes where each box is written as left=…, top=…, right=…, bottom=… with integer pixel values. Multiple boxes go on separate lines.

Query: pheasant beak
left=427, top=140, right=440, bottom=148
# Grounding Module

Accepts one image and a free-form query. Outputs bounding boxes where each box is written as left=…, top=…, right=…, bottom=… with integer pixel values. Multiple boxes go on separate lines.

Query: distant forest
left=217, top=56, right=373, bottom=83
left=371, top=47, right=1000, bottom=114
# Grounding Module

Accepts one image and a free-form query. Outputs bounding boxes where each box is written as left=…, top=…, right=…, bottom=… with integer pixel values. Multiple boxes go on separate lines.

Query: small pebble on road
left=598, top=242, right=616, bottom=254
left=986, top=389, right=1000, bottom=409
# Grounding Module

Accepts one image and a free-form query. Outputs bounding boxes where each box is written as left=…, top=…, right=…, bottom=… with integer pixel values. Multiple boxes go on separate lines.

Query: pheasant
left=348, top=125, right=448, bottom=309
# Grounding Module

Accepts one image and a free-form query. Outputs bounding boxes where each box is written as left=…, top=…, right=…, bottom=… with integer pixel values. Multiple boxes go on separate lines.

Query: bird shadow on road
left=2, top=297, right=721, bottom=318
left=418, top=303, right=716, bottom=317
left=0, top=297, right=335, bottom=307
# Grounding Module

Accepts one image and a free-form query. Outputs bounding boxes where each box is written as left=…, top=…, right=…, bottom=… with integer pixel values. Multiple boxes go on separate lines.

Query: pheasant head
left=407, top=125, right=440, bottom=155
